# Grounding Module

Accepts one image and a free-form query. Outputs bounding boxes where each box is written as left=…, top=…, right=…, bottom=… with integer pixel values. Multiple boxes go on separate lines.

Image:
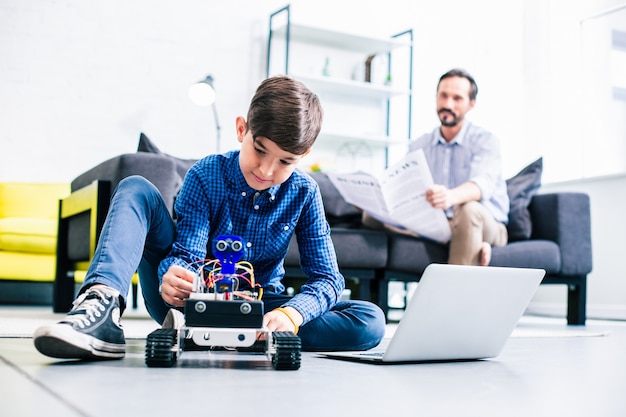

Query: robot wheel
left=145, top=328, right=178, bottom=368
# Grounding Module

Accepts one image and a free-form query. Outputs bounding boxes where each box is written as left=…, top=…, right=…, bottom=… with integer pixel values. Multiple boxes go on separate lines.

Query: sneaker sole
left=34, top=325, right=125, bottom=360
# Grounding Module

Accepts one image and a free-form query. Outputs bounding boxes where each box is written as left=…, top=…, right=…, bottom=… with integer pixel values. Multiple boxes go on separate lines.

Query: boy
left=34, top=76, right=386, bottom=360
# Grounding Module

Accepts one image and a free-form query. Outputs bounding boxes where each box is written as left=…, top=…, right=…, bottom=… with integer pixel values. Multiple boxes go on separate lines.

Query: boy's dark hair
left=438, top=68, right=478, bottom=101
left=246, top=75, right=323, bottom=155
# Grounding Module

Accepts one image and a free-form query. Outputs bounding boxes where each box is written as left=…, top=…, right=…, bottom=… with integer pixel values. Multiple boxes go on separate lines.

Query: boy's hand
left=263, top=306, right=303, bottom=334
left=160, top=265, right=195, bottom=307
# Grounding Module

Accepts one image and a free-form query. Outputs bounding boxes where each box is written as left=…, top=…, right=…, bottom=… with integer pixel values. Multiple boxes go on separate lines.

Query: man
left=367, top=68, right=509, bottom=266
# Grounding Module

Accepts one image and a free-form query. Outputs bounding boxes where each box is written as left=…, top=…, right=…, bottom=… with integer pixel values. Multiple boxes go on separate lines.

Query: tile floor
left=1, top=306, right=626, bottom=417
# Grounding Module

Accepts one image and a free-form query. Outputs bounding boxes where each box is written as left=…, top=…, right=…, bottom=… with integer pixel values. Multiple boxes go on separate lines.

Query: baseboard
left=0, top=281, right=53, bottom=305
left=527, top=301, right=626, bottom=321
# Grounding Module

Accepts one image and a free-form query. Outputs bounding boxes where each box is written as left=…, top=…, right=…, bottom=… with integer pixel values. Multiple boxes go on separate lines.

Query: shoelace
left=63, top=290, right=111, bottom=329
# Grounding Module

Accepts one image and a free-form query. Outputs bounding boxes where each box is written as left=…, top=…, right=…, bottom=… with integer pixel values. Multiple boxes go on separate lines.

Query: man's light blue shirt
left=408, top=121, right=509, bottom=223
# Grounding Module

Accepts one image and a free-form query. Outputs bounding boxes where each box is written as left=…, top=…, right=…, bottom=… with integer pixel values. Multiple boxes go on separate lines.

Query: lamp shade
left=189, top=75, right=216, bottom=106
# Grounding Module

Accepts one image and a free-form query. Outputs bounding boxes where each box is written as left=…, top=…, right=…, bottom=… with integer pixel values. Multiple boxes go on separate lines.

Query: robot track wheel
left=271, top=331, right=302, bottom=370
left=145, top=328, right=178, bottom=368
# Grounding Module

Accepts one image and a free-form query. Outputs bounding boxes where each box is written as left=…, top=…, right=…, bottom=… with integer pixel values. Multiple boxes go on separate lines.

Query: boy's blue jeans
left=81, top=176, right=385, bottom=351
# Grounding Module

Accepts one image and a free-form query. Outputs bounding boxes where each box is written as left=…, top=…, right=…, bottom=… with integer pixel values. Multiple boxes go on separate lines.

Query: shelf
left=268, top=5, right=413, bottom=169
left=294, top=74, right=410, bottom=100
left=271, top=23, right=410, bottom=54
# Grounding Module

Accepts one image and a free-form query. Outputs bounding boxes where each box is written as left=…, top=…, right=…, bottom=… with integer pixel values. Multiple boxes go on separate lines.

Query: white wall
left=0, top=0, right=529, bottom=182
left=1, top=0, right=622, bottom=182
left=0, top=0, right=287, bottom=182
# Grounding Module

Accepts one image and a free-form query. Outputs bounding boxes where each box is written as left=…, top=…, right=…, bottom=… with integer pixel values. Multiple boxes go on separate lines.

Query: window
left=580, top=5, right=626, bottom=178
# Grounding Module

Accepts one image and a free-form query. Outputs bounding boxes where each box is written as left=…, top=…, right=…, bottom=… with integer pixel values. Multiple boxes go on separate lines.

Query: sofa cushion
left=329, top=228, right=388, bottom=268
left=491, top=239, right=560, bottom=274
left=285, top=228, right=388, bottom=269
left=137, top=132, right=197, bottom=180
left=506, top=157, right=543, bottom=242
left=385, top=234, right=449, bottom=275
left=0, top=183, right=69, bottom=219
left=0, top=252, right=57, bottom=282
left=0, top=218, right=57, bottom=254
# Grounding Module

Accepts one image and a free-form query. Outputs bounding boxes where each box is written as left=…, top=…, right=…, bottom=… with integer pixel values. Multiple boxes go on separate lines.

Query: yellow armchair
left=0, top=182, right=70, bottom=302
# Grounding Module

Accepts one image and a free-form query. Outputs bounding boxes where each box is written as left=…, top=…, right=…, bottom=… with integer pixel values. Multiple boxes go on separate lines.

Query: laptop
left=321, top=264, right=545, bottom=363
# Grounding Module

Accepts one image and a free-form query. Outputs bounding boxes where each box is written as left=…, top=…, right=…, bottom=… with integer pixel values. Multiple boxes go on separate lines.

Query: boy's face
left=236, top=117, right=309, bottom=191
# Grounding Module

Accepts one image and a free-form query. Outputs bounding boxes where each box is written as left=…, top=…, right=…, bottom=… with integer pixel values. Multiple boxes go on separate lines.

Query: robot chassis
left=145, top=236, right=301, bottom=370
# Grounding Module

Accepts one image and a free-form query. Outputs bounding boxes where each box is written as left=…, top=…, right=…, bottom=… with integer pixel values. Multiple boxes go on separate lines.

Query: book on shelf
left=326, top=149, right=451, bottom=243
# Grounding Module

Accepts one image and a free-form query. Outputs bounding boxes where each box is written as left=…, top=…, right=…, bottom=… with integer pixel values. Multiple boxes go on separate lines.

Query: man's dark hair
left=438, top=68, right=478, bottom=101
left=246, top=75, right=323, bottom=155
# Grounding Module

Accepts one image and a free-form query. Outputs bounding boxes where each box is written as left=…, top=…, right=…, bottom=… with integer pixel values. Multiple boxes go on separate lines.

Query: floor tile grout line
left=0, top=355, right=94, bottom=417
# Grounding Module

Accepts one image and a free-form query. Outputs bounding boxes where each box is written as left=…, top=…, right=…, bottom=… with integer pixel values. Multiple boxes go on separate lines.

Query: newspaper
left=326, top=149, right=451, bottom=243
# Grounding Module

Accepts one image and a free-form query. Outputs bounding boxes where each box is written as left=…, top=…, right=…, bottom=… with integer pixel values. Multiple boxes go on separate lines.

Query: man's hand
left=426, top=184, right=455, bottom=210
left=426, top=182, right=481, bottom=210
left=160, top=265, right=196, bottom=307
left=263, top=306, right=303, bottom=333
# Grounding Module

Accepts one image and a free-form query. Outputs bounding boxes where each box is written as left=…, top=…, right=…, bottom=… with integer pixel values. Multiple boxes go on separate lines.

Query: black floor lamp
left=189, top=74, right=222, bottom=153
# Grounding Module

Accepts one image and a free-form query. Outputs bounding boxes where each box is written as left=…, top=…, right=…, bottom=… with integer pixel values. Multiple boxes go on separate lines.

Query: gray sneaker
left=34, top=286, right=126, bottom=360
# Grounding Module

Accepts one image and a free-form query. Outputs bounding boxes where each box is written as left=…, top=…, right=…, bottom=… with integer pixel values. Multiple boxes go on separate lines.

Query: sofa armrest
left=54, top=180, right=111, bottom=312
left=72, top=153, right=183, bottom=216
left=529, top=192, right=592, bottom=276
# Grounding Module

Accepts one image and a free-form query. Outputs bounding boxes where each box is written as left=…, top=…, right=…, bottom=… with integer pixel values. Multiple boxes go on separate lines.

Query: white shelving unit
left=267, top=4, right=413, bottom=172
left=270, top=23, right=410, bottom=54
left=293, top=74, right=410, bottom=101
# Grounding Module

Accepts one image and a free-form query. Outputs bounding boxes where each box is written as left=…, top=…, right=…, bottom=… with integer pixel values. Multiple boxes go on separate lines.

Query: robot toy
left=145, top=235, right=301, bottom=370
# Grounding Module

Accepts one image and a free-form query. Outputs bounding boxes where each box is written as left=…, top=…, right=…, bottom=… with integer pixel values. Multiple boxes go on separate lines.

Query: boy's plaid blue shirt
left=158, top=150, right=344, bottom=323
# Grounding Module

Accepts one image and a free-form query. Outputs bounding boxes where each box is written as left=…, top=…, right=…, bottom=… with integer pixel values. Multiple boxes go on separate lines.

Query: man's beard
left=438, top=108, right=459, bottom=127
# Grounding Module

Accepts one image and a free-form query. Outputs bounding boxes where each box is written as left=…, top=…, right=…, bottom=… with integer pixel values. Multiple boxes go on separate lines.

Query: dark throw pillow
left=137, top=132, right=197, bottom=179
left=506, top=157, right=543, bottom=241
left=137, top=132, right=162, bottom=153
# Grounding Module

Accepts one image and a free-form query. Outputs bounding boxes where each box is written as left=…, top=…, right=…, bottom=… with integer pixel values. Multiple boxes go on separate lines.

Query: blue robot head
left=212, top=235, right=246, bottom=275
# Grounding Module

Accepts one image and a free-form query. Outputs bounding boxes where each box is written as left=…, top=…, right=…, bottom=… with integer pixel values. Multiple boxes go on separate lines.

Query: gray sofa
left=55, top=135, right=592, bottom=325
left=284, top=169, right=593, bottom=326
